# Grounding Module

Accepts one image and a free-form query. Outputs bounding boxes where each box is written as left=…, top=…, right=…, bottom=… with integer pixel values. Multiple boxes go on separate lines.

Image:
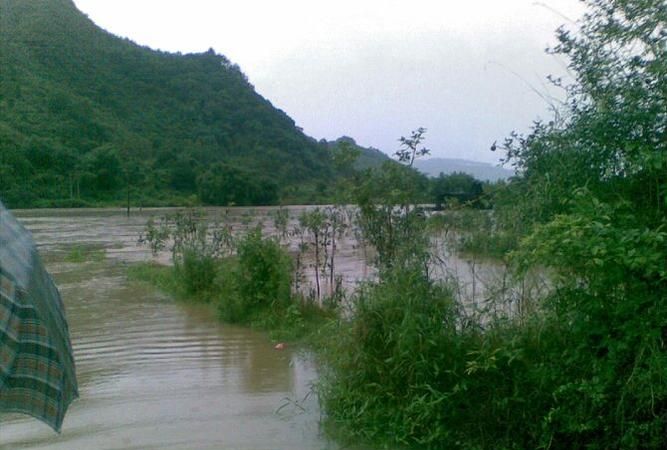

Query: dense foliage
left=321, top=268, right=460, bottom=447
left=430, top=171, right=484, bottom=208
left=500, top=0, right=666, bottom=229
left=353, top=161, right=430, bottom=270
left=321, top=1, right=667, bottom=449
left=493, top=2, right=667, bottom=439
left=0, top=0, right=343, bottom=207
left=216, top=227, right=293, bottom=323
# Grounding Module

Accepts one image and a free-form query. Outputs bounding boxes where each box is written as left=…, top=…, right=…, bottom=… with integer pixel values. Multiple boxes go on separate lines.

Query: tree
left=431, top=171, right=484, bottom=209
left=498, top=2, right=667, bottom=446
left=196, top=163, right=278, bottom=206
left=354, top=160, right=430, bottom=271
left=502, top=0, right=667, bottom=227
left=82, top=144, right=122, bottom=193
left=395, top=127, right=430, bottom=167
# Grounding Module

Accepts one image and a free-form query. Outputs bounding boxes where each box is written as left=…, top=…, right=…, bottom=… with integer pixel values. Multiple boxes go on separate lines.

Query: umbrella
left=0, top=201, right=78, bottom=432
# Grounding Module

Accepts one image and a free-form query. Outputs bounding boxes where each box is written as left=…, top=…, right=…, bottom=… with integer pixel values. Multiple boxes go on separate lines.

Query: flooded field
left=0, top=207, right=362, bottom=450
left=0, top=206, right=545, bottom=449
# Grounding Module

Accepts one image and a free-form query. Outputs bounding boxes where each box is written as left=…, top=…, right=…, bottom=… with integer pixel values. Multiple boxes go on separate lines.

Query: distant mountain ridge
left=322, top=137, right=513, bottom=182
left=414, top=158, right=514, bottom=181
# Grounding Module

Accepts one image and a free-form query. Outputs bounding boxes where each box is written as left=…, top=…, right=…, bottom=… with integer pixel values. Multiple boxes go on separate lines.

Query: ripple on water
left=1, top=208, right=353, bottom=450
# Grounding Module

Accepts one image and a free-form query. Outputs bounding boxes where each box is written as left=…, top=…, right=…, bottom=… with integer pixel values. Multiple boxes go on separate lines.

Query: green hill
left=0, top=0, right=335, bottom=207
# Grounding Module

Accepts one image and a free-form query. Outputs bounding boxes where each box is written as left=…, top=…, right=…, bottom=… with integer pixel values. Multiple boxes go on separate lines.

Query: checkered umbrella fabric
left=0, top=202, right=78, bottom=432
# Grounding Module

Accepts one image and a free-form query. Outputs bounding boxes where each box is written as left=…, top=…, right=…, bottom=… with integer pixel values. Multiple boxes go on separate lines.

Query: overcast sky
left=72, top=0, right=585, bottom=164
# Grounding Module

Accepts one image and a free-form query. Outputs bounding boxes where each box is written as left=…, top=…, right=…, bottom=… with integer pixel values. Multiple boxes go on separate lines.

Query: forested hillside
left=0, top=0, right=334, bottom=207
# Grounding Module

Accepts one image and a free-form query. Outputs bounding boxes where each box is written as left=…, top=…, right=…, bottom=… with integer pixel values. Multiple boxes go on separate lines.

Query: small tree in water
left=139, top=209, right=233, bottom=295
left=355, top=128, right=431, bottom=273
left=394, top=127, right=430, bottom=168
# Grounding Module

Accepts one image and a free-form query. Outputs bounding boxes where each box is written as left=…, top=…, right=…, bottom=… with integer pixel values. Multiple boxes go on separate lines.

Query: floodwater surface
left=0, top=207, right=360, bottom=450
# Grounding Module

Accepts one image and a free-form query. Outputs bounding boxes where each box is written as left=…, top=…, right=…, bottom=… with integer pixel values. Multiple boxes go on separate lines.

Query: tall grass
left=320, top=269, right=516, bottom=448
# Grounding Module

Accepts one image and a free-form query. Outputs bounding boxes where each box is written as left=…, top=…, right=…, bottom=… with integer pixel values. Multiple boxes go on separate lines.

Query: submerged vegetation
left=63, top=244, right=105, bottom=264
left=132, top=208, right=341, bottom=341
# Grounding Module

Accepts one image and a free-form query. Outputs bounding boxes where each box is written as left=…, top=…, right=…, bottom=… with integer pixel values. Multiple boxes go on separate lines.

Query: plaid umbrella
left=0, top=202, right=78, bottom=432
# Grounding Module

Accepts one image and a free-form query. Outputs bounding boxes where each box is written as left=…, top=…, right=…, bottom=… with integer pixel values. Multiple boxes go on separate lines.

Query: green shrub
left=511, top=193, right=667, bottom=449
left=216, top=227, right=293, bottom=323
left=138, top=211, right=329, bottom=340
left=319, top=268, right=462, bottom=447
left=139, top=209, right=233, bottom=299
left=236, top=227, right=292, bottom=309
left=320, top=270, right=571, bottom=449
left=127, top=262, right=181, bottom=295
left=177, top=249, right=217, bottom=296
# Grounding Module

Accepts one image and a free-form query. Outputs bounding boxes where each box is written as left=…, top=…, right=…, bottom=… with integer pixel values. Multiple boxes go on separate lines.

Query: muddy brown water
left=0, top=207, right=369, bottom=450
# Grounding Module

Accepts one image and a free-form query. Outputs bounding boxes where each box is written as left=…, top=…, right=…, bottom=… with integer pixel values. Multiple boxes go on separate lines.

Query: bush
left=511, top=193, right=667, bottom=449
left=138, top=211, right=328, bottom=340
left=177, top=249, right=217, bottom=296
left=216, top=227, right=293, bottom=323
left=139, top=209, right=233, bottom=299
left=319, top=268, right=581, bottom=449
left=319, top=268, right=462, bottom=447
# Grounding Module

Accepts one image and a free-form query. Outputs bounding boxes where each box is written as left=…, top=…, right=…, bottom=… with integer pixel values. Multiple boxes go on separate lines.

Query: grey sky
left=72, top=0, right=585, bottom=164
